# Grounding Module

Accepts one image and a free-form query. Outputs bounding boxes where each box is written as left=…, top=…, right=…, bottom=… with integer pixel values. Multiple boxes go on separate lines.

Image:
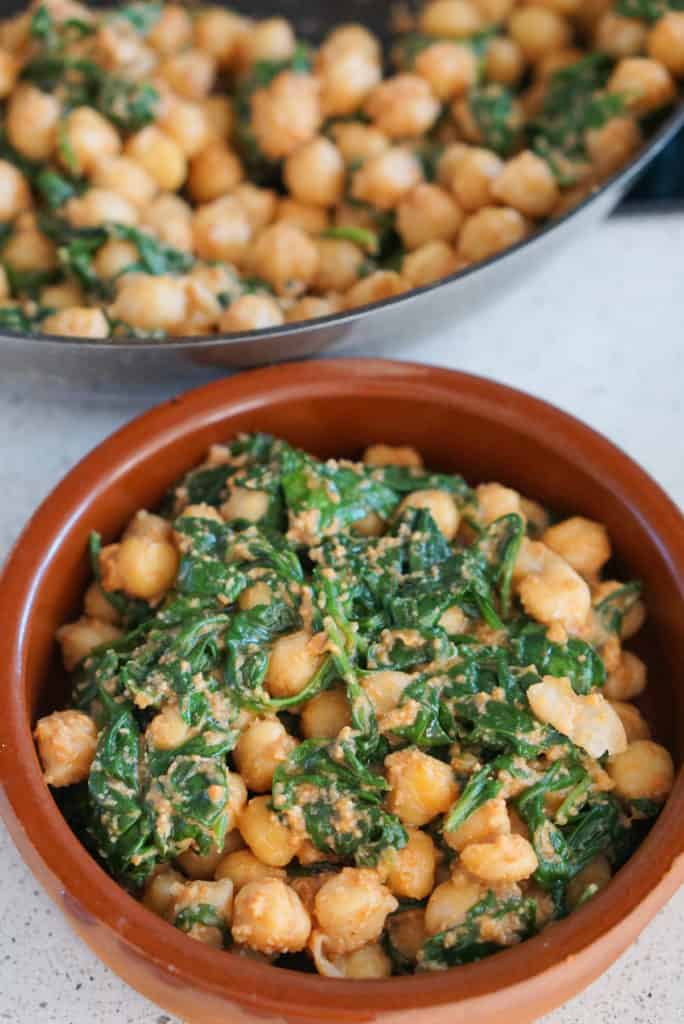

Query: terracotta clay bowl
left=1, top=359, right=683, bottom=1024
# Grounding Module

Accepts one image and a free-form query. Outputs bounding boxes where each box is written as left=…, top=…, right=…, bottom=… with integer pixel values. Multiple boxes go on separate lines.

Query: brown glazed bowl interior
left=1, top=359, right=683, bottom=1024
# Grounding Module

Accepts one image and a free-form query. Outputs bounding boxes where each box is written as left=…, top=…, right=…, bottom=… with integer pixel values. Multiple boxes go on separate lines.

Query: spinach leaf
left=418, top=890, right=538, bottom=970
left=87, top=700, right=158, bottom=885
left=529, top=54, right=626, bottom=184
left=233, top=44, right=311, bottom=183
left=594, top=581, right=642, bottom=635
left=510, top=620, right=605, bottom=694
left=272, top=740, right=407, bottom=866
left=146, top=754, right=231, bottom=859
left=110, top=2, right=162, bottom=35
left=467, top=84, right=521, bottom=157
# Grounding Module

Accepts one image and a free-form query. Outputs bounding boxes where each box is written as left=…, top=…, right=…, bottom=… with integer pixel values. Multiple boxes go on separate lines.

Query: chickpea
left=218, top=293, right=284, bottom=334
left=92, top=239, right=137, bottom=281
left=215, top=848, right=285, bottom=890
left=514, top=537, right=591, bottom=632
left=425, top=870, right=484, bottom=935
left=608, top=57, right=676, bottom=115
left=350, top=146, right=424, bottom=210
left=0, top=11, right=31, bottom=52
left=232, top=878, right=311, bottom=955
left=91, top=156, right=157, bottom=210
left=285, top=295, right=340, bottom=322
left=319, top=23, right=381, bottom=63
left=586, top=116, right=641, bottom=181
left=542, top=516, right=611, bottom=579
left=238, top=796, right=301, bottom=866
left=396, top=489, right=460, bottom=540
left=234, top=717, right=298, bottom=792
left=0, top=160, right=32, bottom=221
left=301, top=685, right=352, bottom=739
left=265, top=629, right=325, bottom=699
left=437, top=143, right=469, bottom=187
left=251, top=71, right=321, bottom=161
left=363, top=444, right=423, bottom=468
left=527, top=675, right=627, bottom=758
left=474, top=0, right=516, bottom=23
left=41, top=307, right=109, bottom=339
left=284, top=137, right=345, bottom=207
left=60, top=107, right=120, bottom=176
left=56, top=617, right=122, bottom=671
left=232, top=183, right=277, bottom=233
left=461, top=833, right=538, bottom=884
left=565, top=855, right=612, bottom=910
left=420, top=1, right=483, bottom=37
left=193, top=8, right=249, bottom=67
left=187, top=141, right=243, bottom=204
left=486, top=36, right=526, bottom=86
left=249, top=223, right=319, bottom=298
left=277, top=198, right=329, bottom=235
left=238, top=18, right=296, bottom=69
left=595, top=12, right=646, bottom=60
left=314, top=868, right=397, bottom=954
left=397, top=183, right=463, bottom=250
left=336, top=943, right=392, bottom=979
left=193, top=195, right=252, bottom=264
left=3, top=224, right=56, bottom=272
left=365, top=75, right=440, bottom=140
left=114, top=531, right=180, bottom=599
left=178, top=821, right=245, bottom=881
left=353, top=510, right=386, bottom=537
left=491, top=150, right=559, bottom=219
left=110, top=273, right=188, bottom=334
left=159, top=49, right=216, bottom=101
left=459, top=205, right=529, bottom=262
left=450, top=148, right=503, bottom=213
left=385, top=748, right=458, bottom=826
left=146, top=704, right=193, bottom=752
left=147, top=3, right=192, bottom=54
left=83, top=582, right=119, bottom=625
left=535, top=0, right=581, bottom=13
left=361, top=670, right=412, bottom=716
left=403, top=240, right=457, bottom=288
left=508, top=6, right=572, bottom=63
left=381, top=828, right=437, bottom=900
left=157, top=97, right=213, bottom=159
left=202, top=95, right=234, bottom=140
left=6, top=84, right=60, bottom=161
left=125, top=126, right=187, bottom=192
left=387, top=908, right=428, bottom=964
left=220, top=487, right=270, bottom=522
left=318, top=49, right=382, bottom=119
left=34, top=709, right=98, bottom=787
left=143, top=867, right=185, bottom=918
left=344, top=270, right=404, bottom=309
left=173, top=877, right=234, bottom=928
left=0, top=48, right=19, bottom=98
left=313, top=239, right=364, bottom=293
left=137, top=193, right=191, bottom=253
left=609, top=701, right=651, bottom=744
left=604, top=651, right=647, bottom=701
left=476, top=482, right=523, bottom=524
left=65, top=188, right=138, bottom=229
left=445, top=798, right=511, bottom=852
left=648, top=12, right=684, bottom=77
left=607, top=740, right=675, bottom=802
left=415, top=42, right=478, bottom=101
left=331, top=124, right=389, bottom=166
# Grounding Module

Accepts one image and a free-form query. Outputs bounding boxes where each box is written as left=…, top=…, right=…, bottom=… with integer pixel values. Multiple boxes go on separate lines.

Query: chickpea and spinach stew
left=35, top=435, right=675, bottom=977
left=0, top=1, right=681, bottom=339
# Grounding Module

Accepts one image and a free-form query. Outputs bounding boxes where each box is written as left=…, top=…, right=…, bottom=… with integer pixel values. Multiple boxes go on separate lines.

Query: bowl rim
left=1, top=102, right=683, bottom=354
left=1, top=358, right=684, bottom=1018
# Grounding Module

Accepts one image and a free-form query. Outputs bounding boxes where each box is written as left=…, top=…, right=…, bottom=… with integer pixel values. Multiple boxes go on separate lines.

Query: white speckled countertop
left=1, top=212, right=683, bottom=1023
